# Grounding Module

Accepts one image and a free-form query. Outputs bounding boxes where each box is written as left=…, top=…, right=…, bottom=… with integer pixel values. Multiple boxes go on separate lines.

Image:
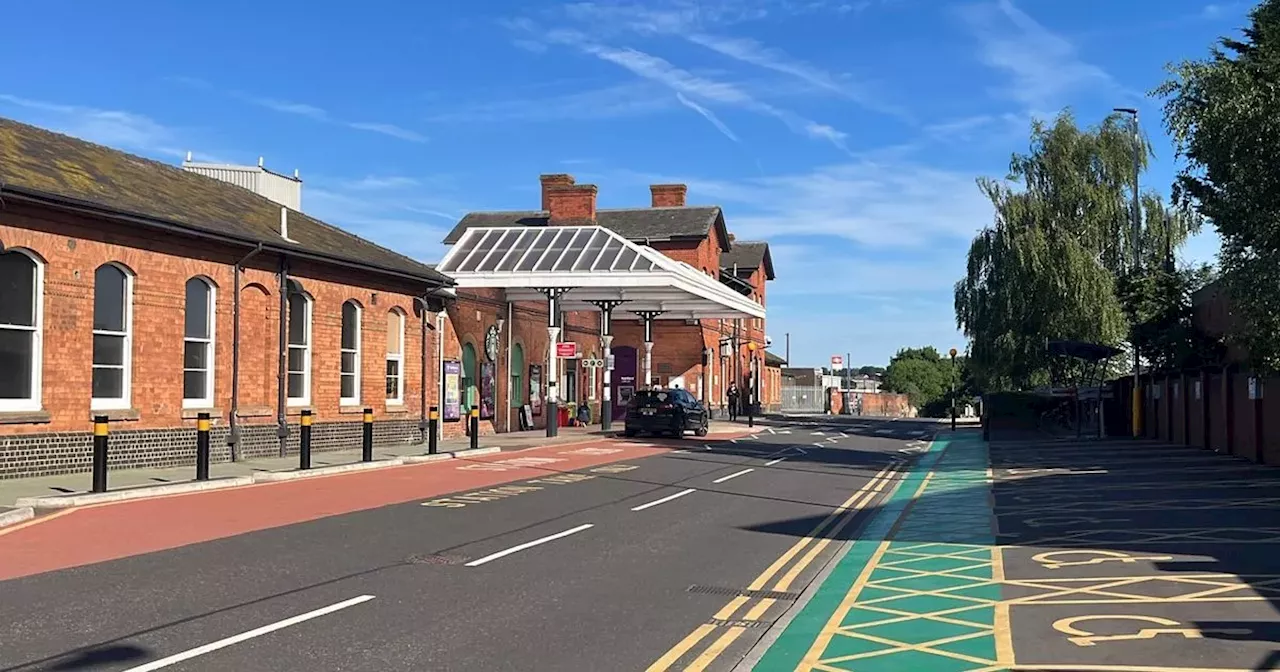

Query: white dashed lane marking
left=712, top=468, right=754, bottom=484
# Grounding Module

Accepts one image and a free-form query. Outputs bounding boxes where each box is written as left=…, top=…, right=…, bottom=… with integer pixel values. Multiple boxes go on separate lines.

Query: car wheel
left=695, top=420, right=709, bottom=437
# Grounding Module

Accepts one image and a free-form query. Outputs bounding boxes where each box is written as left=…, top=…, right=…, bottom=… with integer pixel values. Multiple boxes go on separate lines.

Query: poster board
left=480, top=362, right=496, bottom=419
left=520, top=405, right=534, bottom=431
left=529, top=364, right=543, bottom=416
left=443, top=360, right=461, bottom=421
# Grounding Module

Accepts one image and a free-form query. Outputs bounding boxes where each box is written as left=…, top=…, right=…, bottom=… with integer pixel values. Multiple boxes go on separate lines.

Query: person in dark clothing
left=726, top=383, right=740, bottom=422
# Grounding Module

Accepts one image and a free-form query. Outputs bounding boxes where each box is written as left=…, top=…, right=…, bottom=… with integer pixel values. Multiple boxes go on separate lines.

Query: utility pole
left=949, top=348, right=958, bottom=431
left=785, top=333, right=790, bottom=365
left=1115, top=106, right=1142, bottom=437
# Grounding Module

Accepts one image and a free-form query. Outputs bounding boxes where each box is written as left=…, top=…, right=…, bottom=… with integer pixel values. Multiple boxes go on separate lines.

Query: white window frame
left=91, top=263, right=133, bottom=411
left=385, top=309, right=405, bottom=405
left=0, top=249, right=43, bottom=412
left=182, top=277, right=216, bottom=409
left=286, top=293, right=312, bottom=407
left=340, top=300, right=362, bottom=407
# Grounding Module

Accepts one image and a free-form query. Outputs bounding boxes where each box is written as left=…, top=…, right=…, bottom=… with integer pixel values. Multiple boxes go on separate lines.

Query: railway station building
left=0, top=117, right=778, bottom=480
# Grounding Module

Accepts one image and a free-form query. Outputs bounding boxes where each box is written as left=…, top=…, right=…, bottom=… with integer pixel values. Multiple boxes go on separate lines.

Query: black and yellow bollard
left=362, top=408, right=374, bottom=462
left=300, top=409, right=313, bottom=470
left=428, top=406, right=439, bottom=455
left=469, top=405, right=479, bottom=451
left=195, top=412, right=211, bottom=481
left=92, top=415, right=109, bottom=493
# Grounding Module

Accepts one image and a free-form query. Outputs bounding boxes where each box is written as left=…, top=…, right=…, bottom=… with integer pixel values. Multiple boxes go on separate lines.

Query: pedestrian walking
left=727, top=383, right=740, bottom=422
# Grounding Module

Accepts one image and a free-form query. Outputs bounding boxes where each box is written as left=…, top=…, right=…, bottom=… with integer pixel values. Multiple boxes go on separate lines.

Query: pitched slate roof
left=764, top=351, right=787, bottom=367
left=0, top=117, right=451, bottom=286
left=720, top=240, right=776, bottom=280
left=443, top=206, right=732, bottom=252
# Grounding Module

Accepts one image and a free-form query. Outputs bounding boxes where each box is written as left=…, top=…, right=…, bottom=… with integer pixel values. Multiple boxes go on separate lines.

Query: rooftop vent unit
left=182, top=153, right=302, bottom=211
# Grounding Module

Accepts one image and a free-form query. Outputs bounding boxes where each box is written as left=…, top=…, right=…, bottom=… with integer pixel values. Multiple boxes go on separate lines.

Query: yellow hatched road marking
left=798, top=540, right=892, bottom=669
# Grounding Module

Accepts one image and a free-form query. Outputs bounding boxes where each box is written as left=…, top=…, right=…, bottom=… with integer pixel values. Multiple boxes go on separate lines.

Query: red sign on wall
left=556, top=342, right=578, bottom=359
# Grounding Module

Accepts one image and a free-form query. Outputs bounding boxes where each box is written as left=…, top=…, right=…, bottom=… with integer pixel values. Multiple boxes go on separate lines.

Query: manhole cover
left=405, top=553, right=468, bottom=566
left=687, top=585, right=801, bottom=601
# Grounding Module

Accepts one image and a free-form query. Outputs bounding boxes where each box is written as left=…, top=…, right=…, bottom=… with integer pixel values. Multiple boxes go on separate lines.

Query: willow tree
left=955, top=111, right=1196, bottom=391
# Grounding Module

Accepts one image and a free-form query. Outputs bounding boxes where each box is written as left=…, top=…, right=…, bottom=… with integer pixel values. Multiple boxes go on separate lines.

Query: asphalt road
left=0, top=416, right=933, bottom=672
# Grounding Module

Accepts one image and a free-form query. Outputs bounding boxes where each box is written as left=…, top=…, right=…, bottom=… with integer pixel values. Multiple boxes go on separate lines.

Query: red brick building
left=0, top=118, right=455, bottom=479
left=439, top=174, right=777, bottom=424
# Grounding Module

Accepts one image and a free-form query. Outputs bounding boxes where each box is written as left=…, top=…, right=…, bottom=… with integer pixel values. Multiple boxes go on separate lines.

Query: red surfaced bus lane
left=0, top=440, right=668, bottom=582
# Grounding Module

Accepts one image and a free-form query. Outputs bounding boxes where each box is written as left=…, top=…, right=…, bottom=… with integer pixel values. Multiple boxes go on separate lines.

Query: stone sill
left=181, top=407, right=224, bottom=421
left=89, top=408, right=141, bottom=422
left=236, top=405, right=274, bottom=419
left=0, top=410, right=52, bottom=425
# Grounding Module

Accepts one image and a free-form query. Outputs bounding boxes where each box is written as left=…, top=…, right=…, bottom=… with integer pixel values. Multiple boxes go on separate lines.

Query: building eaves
left=442, top=206, right=730, bottom=251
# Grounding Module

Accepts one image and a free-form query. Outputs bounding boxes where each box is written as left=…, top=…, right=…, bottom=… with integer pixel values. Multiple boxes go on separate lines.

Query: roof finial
left=258, top=156, right=265, bottom=168
left=184, top=151, right=192, bottom=163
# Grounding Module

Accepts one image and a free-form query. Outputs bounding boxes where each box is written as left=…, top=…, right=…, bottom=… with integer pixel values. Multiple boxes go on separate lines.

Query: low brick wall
left=0, top=419, right=425, bottom=480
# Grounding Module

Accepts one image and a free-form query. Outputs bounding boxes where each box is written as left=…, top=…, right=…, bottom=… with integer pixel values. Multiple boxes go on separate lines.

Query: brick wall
left=0, top=202, right=442, bottom=478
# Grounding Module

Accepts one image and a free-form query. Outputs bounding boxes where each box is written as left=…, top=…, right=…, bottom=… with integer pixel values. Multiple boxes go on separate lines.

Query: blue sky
left=0, top=0, right=1251, bottom=368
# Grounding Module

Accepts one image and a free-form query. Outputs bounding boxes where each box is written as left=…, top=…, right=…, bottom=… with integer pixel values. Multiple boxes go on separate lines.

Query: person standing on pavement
left=727, top=383, right=740, bottom=422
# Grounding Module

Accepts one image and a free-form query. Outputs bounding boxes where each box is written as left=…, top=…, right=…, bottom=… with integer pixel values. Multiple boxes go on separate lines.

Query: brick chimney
left=547, top=183, right=598, bottom=222
left=540, top=174, right=576, bottom=211
left=650, top=183, right=688, bottom=208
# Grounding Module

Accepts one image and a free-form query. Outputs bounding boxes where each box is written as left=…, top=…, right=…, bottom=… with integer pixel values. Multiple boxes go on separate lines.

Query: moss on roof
left=0, top=117, right=450, bottom=286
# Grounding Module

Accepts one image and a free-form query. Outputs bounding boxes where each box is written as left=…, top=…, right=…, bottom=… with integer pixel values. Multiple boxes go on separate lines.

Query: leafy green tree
left=955, top=111, right=1197, bottom=391
left=881, top=347, right=965, bottom=415
left=1156, top=0, right=1280, bottom=372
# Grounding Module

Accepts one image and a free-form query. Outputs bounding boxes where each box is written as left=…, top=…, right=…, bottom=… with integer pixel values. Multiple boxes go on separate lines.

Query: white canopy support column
left=539, top=288, right=570, bottom=438
left=633, top=310, right=664, bottom=389
left=589, top=300, right=626, bottom=430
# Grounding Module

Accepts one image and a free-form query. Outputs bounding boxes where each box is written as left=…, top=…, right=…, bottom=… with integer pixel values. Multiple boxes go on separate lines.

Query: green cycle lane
left=751, top=432, right=1009, bottom=672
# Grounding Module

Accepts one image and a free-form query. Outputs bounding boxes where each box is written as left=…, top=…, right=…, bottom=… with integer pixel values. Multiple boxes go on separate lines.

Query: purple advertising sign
left=443, top=360, right=462, bottom=421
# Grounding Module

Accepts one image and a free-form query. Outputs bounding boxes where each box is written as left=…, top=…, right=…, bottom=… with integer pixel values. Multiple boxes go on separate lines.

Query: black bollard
left=469, top=405, right=480, bottom=451
left=300, top=409, right=313, bottom=470
left=195, top=412, right=211, bottom=481
left=428, top=406, right=439, bottom=455
left=362, top=408, right=374, bottom=462
left=92, top=415, right=109, bottom=493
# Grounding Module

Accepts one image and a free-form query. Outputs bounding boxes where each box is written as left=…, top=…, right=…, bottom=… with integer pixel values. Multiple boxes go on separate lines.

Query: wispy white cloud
left=959, top=0, right=1132, bottom=111
left=623, top=159, right=993, bottom=247
left=228, top=91, right=428, bottom=143
left=545, top=36, right=852, bottom=152
left=0, top=93, right=219, bottom=160
left=675, top=92, right=741, bottom=142
left=424, top=81, right=676, bottom=123
left=345, top=175, right=421, bottom=190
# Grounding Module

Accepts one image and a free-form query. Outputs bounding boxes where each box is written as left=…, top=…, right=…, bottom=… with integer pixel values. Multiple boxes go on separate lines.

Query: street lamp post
left=949, top=348, right=958, bottom=432
left=1115, top=106, right=1142, bottom=438
left=747, top=340, right=752, bottom=430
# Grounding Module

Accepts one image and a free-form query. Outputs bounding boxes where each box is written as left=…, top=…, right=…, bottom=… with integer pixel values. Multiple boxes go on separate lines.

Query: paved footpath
left=740, top=430, right=1280, bottom=672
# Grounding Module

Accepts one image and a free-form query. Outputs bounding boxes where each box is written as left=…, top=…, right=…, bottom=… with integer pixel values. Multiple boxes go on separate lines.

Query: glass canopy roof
left=436, top=226, right=765, bottom=320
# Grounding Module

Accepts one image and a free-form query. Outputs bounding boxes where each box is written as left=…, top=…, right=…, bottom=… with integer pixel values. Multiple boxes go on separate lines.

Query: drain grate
left=708, top=618, right=771, bottom=629
left=687, top=585, right=801, bottom=601
left=405, top=553, right=468, bottom=566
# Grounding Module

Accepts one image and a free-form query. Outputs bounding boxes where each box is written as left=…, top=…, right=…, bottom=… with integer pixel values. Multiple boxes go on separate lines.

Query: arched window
left=183, top=277, right=216, bottom=408
left=385, top=309, right=405, bottom=404
left=510, top=342, right=524, bottom=407
left=461, top=342, right=478, bottom=411
left=92, top=263, right=132, bottom=409
left=340, top=300, right=361, bottom=406
left=0, top=249, right=42, bottom=411
left=287, top=292, right=312, bottom=405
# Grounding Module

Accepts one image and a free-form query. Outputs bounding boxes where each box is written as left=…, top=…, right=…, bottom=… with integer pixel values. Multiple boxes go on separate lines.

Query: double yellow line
left=645, top=461, right=903, bottom=672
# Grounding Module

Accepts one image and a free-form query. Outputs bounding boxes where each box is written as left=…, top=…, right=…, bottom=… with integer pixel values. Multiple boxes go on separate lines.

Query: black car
left=624, top=388, right=709, bottom=438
